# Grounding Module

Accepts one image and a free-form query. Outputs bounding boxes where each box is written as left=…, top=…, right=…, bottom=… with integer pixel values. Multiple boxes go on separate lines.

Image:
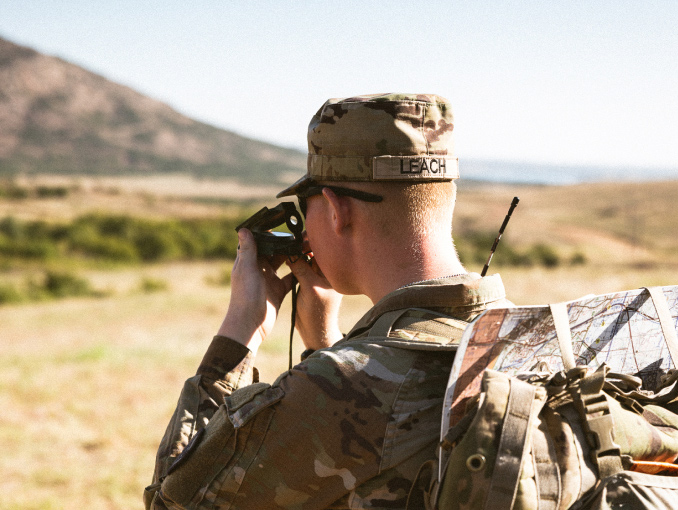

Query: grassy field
left=0, top=175, right=676, bottom=509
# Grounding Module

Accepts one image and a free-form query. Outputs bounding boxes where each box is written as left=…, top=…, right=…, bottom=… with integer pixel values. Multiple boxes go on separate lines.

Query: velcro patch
left=167, top=427, right=205, bottom=475
left=372, top=156, right=459, bottom=180
left=225, top=385, right=285, bottom=428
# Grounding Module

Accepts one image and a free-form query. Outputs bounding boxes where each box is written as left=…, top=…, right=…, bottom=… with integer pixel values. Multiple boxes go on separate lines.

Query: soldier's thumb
left=236, top=229, right=258, bottom=264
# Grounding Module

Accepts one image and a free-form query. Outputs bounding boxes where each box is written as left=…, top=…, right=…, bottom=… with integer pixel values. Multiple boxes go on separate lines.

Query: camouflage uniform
left=145, top=94, right=513, bottom=508
left=145, top=274, right=511, bottom=509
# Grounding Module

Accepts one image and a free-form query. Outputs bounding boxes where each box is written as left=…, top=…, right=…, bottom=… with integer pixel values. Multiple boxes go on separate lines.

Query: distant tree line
left=0, top=213, right=585, bottom=305
left=454, top=231, right=586, bottom=270
left=0, top=214, right=241, bottom=264
left=0, top=212, right=584, bottom=269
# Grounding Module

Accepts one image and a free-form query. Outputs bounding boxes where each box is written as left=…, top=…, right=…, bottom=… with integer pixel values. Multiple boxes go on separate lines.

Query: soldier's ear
left=322, top=187, right=351, bottom=234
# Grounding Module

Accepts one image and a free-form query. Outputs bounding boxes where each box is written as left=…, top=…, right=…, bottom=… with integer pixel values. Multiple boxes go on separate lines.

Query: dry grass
left=0, top=175, right=276, bottom=222
left=456, top=180, right=678, bottom=265
left=1, top=176, right=677, bottom=509
left=0, top=261, right=371, bottom=510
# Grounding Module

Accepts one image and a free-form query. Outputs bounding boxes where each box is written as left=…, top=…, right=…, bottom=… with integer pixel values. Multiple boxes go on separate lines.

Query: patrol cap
left=276, top=93, right=459, bottom=198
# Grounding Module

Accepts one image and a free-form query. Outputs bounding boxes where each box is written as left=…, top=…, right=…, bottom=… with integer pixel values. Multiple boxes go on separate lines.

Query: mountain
left=2, top=37, right=675, bottom=187
left=0, top=37, right=306, bottom=183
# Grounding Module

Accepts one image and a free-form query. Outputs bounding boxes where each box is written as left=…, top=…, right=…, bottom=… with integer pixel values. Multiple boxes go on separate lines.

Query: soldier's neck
left=358, top=238, right=466, bottom=304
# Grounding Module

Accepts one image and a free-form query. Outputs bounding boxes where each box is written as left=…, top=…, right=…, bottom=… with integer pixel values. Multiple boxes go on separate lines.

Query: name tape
left=372, top=156, right=459, bottom=180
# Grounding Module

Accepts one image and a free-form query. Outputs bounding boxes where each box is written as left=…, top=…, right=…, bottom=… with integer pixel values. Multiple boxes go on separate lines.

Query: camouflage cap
left=276, top=93, right=459, bottom=198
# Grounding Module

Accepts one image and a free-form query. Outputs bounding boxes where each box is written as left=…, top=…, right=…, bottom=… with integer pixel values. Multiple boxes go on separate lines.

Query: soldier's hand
left=217, top=228, right=295, bottom=354
left=287, top=249, right=343, bottom=351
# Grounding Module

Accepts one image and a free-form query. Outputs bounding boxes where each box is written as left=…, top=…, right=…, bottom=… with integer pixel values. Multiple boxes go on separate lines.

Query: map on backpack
left=443, top=285, right=678, bottom=429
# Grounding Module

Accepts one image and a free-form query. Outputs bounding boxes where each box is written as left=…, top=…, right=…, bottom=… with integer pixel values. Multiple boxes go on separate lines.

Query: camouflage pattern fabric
left=145, top=273, right=511, bottom=510
left=277, top=93, right=459, bottom=198
left=429, top=366, right=678, bottom=510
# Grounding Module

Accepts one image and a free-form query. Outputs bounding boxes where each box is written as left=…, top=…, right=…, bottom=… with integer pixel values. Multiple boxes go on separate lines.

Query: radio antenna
left=481, top=197, right=520, bottom=277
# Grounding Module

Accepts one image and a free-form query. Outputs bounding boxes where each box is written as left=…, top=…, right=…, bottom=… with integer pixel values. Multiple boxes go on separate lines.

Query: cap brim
left=276, top=175, right=314, bottom=198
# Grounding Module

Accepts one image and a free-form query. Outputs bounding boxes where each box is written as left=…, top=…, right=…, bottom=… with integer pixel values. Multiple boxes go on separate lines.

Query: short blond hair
left=343, top=180, right=457, bottom=240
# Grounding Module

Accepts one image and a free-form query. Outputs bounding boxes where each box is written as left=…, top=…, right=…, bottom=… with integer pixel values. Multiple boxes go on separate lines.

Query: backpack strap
left=549, top=302, right=576, bottom=370
left=367, top=307, right=468, bottom=342
left=368, top=309, right=411, bottom=337
left=485, top=377, right=540, bottom=509
left=645, top=286, right=678, bottom=368
left=532, top=418, right=561, bottom=510
left=569, top=365, right=624, bottom=479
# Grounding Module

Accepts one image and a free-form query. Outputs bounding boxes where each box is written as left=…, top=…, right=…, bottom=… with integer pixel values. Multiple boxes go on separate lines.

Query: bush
left=4, top=186, right=29, bottom=199
left=0, top=237, right=57, bottom=260
left=69, top=226, right=138, bottom=262
left=0, top=213, right=245, bottom=266
left=570, top=252, right=587, bottom=265
left=35, top=186, right=69, bottom=198
left=455, top=231, right=565, bottom=270
left=0, top=271, right=106, bottom=306
left=455, top=231, right=496, bottom=266
left=41, top=271, right=96, bottom=299
left=139, top=277, right=168, bottom=293
left=206, top=267, right=232, bottom=287
left=132, top=226, right=183, bottom=262
left=0, top=217, right=22, bottom=238
left=0, top=283, right=24, bottom=304
left=530, top=243, right=561, bottom=268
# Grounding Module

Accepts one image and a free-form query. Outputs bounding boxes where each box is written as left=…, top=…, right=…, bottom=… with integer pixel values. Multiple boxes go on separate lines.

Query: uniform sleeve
left=150, top=336, right=256, bottom=484
left=146, top=347, right=409, bottom=510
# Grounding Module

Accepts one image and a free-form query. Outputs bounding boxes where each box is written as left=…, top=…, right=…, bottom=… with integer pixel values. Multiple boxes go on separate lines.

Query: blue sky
left=1, top=1, right=677, bottom=170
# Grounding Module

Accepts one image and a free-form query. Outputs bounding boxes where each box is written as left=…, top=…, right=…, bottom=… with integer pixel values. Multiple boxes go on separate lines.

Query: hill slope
left=0, top=37, right=306, bottom=182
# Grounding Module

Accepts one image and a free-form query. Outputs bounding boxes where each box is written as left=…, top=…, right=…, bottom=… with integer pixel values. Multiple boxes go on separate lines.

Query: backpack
left=408, top=285, right=678, bottom=509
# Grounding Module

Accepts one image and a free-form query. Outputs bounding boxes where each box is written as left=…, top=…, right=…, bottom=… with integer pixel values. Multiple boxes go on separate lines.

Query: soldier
left=145, top=93, right=513, bottom=509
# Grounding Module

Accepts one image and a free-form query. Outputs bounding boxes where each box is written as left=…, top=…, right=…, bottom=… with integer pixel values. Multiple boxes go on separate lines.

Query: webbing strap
left=549, top=302, right=576, bottom=370
left=395, top=316, right=466, bottom=342
left=571, top=365, right=624, bottom=479
left=368, top=309, right=408, bottom=337
left=485, top=379, right=537, bottom=510
left=368, top=308, right=467, bottom=341
left=645, top=286, right=678, bottom=369
left=532, top=419, right=561, bottom=510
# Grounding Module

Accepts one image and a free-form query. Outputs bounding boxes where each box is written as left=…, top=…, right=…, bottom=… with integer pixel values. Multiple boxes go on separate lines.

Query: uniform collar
left=346, top=273, right=507, bottom=339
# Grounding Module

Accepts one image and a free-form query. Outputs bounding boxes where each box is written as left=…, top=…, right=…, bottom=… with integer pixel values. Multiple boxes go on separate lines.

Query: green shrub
left=455, top=231, right=530, bottom=268
left=89, top=215, right=134, bottom=237
left=0, top=283, right=24, bottom=304
left=0, top=217, right=22, bottom=238
left=139, top=277, right=168, bottom=293
left=24, top=220, right=52, bottom=240
left=0, top=213, right=245, bottom=266
left=570, top=251, right=587, bottom=265
left=455, top=231, right=565, bottom=269
left=69, top=225, right=138, bottom=262
left=132, top=226, right=183, bottom=262
left=206, top=267, right=232, bottom=287
left=5, top=186, right=29, bottom=199
left=41, top=271, right=96, bottom=299
left=35, top=186, right=69, bottom=198
left=0, top=237, right=57, bottom=260
left=530, top=243, right=561, bottom=268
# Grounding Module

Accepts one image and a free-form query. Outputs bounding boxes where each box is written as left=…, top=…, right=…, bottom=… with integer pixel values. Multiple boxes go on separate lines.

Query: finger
left=288, top=255, right=327, bottom=285
left=237, top=228, right=256, bottom=252
left=259, top=256, right=292, bottom=292
left=287, top=255, right=313, bottom=279
left=268, top=253, right=289, bottom=271
left=235, top=229, right=258, bottom=269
